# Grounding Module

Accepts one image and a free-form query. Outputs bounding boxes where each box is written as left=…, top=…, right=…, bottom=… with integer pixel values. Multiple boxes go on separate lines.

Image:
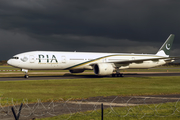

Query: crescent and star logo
left=21, top=57, right=28, bottom=62
left=166, top=43, right=171, bottom=50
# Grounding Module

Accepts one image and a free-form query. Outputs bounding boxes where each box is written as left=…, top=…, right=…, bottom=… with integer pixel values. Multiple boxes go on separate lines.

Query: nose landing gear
left=22, top=69, right=29, bottom=78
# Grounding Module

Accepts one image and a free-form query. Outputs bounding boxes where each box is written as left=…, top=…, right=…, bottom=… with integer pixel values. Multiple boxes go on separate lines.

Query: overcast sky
left=0, top=0, right=180, bottom=60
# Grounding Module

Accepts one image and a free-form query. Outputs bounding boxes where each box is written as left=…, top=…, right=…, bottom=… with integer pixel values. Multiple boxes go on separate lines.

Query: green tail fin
left=156, top=34, right=175, bottom=57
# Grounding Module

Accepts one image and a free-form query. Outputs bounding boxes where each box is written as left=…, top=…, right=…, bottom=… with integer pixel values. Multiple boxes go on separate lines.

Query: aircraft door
left=29, top=55, right=35, bottom=63
left=132, top=57, right=135, bottom=60
left=103, top=58, right=107, bottom=63
left=61, top=56, right=66, bottom=63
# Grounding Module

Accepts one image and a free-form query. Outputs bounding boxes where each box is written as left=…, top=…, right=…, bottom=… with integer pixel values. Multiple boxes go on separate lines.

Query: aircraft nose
left=7, top=56, right=20, bottom=67
left=7, top=59, right=18, bottom=67
left=7, top=59, right=12, bottom=66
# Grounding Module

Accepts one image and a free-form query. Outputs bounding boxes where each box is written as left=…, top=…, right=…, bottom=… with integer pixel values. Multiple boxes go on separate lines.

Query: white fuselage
left=7, top=51, right=167, bottom=70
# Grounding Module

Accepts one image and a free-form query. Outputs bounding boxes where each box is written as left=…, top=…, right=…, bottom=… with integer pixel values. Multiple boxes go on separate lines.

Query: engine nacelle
left=93, top=63, right=114, bottom=76
left=69, top=69, right=85, bottom=73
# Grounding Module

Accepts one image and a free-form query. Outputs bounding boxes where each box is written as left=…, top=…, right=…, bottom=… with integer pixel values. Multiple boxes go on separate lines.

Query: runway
left=0, top=72, right=180, bottom=81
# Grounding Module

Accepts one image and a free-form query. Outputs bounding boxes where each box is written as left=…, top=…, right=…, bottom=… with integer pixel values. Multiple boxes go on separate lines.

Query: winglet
left=156, top=34, right=175, bottom=57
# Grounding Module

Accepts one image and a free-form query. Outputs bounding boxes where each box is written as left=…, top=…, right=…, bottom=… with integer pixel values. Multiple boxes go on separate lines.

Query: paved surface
left=0, top=72, right=180, bottom=81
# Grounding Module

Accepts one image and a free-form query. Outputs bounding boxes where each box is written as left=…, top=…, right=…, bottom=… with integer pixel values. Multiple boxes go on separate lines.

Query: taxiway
left=0, top=72, right=180, bottom=81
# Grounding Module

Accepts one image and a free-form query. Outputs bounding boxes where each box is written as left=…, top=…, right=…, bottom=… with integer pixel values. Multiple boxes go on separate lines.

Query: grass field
left=0, top=76, right=180, bottom=103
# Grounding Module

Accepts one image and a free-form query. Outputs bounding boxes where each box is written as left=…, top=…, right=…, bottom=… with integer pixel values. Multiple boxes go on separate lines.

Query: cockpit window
left=12, top=57, right=19, bottom=59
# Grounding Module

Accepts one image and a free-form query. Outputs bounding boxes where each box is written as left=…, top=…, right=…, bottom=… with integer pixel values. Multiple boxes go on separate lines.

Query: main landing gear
left=112, top=69, right=124, bottom=77
left=112, top=73, right=124, bottom=77
left=22, top=69, right=29, bottom=78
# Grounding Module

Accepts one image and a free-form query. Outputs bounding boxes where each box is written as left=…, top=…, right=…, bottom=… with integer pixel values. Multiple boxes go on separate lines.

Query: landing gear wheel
left=112, top=74, right=116, bottom=77
left=24, top=75, right=29, bottom=79
left=117, top=74, right=120, bottom=77
left=116, top=73, right=124, bottom=77
left=112, top=73, right=124, bottom=77
left=119, top=74, right=124, bottom=77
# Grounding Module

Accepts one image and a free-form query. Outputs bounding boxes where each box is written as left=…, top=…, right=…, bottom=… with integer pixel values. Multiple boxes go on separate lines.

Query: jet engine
left=69, top=69, right=85, bottom=73
left=93, top=63, right=114, bottom=76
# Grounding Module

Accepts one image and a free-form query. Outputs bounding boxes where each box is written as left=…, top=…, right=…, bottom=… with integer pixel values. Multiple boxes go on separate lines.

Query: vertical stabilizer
left=156, top=34, right=175, bottom=57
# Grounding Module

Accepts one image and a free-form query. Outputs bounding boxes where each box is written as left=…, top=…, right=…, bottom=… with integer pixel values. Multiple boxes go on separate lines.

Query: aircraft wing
left=89, top=56, right=179, bottom=67
left=110, top=57, right=178, bottom=65
left=112, top=57, right=175, bottom=64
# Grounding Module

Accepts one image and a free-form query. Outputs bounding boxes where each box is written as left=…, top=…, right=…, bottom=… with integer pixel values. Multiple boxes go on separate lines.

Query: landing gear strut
left=112, top=69, right=124, bottom=77
left=22, top=69, right=29, bottom=78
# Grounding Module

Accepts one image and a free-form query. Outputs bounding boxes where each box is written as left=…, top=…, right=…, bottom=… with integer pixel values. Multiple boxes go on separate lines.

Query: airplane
left=7, top=34, right=176, bottom=78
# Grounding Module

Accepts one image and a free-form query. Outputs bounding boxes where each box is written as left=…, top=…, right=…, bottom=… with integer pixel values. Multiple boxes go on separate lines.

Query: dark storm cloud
left=0, top=0, right=180, bottom=60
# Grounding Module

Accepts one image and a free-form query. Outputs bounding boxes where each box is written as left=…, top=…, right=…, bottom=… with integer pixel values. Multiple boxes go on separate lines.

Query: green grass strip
left=0, top=76, right=180, bottom=104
